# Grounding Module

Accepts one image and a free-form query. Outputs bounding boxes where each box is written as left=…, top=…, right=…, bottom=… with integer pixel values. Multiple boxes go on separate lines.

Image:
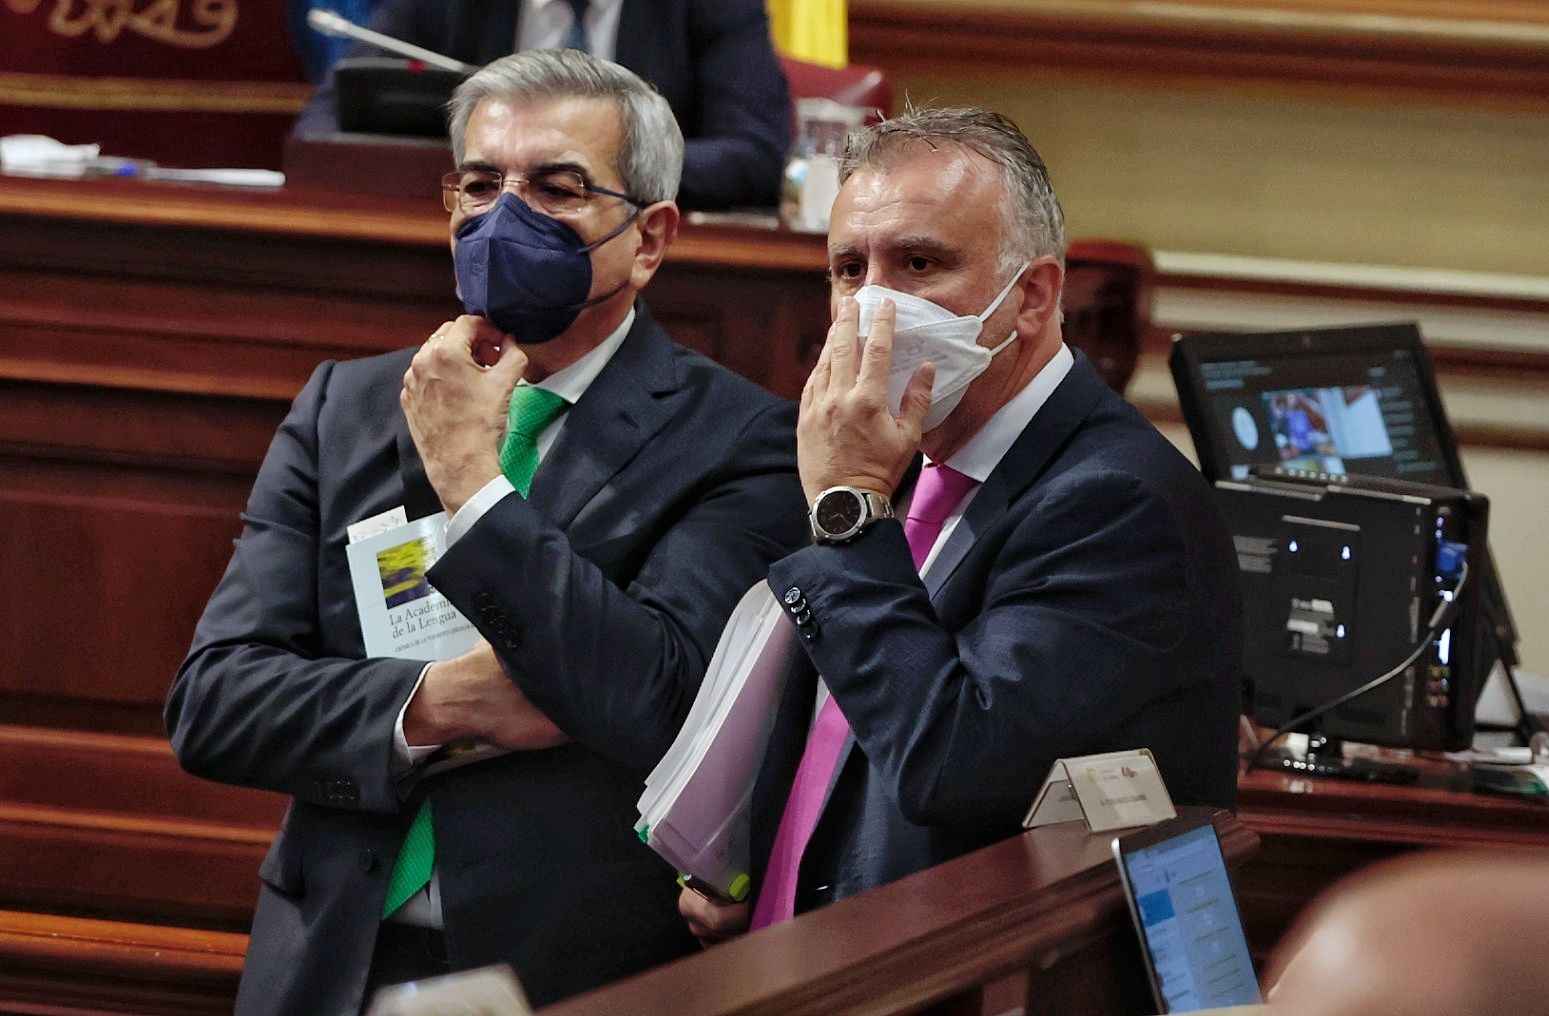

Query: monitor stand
left=1258, top=734, right=1420, bottom=784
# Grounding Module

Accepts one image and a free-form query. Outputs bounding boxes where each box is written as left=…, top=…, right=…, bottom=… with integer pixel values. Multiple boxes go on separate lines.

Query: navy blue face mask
left=453, top=192, right=637, bottom=344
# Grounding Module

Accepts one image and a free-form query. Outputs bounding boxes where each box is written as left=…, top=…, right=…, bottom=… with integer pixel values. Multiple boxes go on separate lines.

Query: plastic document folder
left=636, top=583, right=796, bottom=900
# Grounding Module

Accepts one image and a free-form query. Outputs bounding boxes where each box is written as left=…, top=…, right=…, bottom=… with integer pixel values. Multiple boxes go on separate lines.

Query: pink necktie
left=752, top=464, right=977, bottom=928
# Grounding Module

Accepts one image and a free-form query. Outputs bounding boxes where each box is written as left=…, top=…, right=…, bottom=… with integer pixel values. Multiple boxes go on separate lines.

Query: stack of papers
left=636, top=583, right=795, bottom=901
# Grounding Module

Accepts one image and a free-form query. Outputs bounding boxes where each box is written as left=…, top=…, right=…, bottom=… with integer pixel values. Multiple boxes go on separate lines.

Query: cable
left=1246, top=558, right=1470, bottom=773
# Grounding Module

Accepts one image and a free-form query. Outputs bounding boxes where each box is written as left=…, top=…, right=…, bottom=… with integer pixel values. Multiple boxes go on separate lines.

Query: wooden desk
left=1234, top=763, right=1549, bottom=959
left=545, top=810, right=1257, bottom=1016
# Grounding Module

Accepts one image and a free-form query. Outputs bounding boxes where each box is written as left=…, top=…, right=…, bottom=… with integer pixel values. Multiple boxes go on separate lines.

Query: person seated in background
left=167, top=49, right=805, bottom=1014
left=1266, top=850, right=1549, bottom=1016
left=294, top=0, right=791, bottom=209
left=682, top=105, right=1243, bottom=941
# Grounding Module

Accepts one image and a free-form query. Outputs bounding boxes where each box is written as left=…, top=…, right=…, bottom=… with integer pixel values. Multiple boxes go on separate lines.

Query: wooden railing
left=0, top=810, right=1255, bottom=1016
left=538, top=810, right=1256, bottom=1016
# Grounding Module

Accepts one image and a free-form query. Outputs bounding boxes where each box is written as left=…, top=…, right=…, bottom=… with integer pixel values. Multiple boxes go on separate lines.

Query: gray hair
left=447, top=49, right=683, bottom=204
left=840, top=105, right=1066, bottom=272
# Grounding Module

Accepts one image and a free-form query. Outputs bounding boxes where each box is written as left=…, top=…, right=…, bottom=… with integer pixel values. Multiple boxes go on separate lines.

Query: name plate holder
left=1022, top=748, right=1177, bottom=834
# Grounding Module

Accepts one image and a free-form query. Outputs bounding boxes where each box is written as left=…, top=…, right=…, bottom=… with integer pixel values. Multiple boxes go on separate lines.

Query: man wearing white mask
left=681, top=106, right=1242, bottom=941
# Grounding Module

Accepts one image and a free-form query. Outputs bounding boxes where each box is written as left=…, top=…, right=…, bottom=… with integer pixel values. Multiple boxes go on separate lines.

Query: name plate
left=1023, top=748, right=1176, bottom=833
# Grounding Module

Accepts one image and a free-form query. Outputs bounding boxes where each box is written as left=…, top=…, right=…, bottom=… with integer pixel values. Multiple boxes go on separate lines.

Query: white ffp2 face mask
left=854, top=264, right=1026, bottom=431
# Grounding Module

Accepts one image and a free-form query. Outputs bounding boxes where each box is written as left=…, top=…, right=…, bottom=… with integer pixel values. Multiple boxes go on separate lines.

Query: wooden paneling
left=0, top=910, right=244, bottom=1016
left=0, top=726, right=281, bottom=927
left=0, top=811, right=1251, bottom=1016
left=851, top=0, right=1549, bottom=109
left=1233, top=763, right=1549, bottom=960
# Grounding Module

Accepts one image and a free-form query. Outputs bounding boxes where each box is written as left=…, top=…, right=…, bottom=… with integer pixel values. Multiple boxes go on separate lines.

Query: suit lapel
left=526, top=306, right=679, bottom=529
left=923, top=353, right=1111, bottom=598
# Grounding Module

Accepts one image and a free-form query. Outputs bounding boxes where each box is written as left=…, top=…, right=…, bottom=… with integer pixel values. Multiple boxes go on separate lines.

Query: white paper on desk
left=365, top=963, right=532, bottom=1015
left=345, top=512, right=478, bottom=660
left=0, top=134, right=99, bottom=177
left=637, top=582, right=795, bottom=899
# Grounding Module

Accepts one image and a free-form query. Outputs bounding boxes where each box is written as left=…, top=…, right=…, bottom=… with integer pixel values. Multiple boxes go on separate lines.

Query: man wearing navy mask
left=168, top=50, right=805, bottom=1015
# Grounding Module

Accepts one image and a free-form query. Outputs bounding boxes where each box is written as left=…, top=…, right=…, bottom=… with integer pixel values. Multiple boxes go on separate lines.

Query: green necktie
left=499, top=385, right=569, bottom=495
left=382, top=385, right=569, bottom=917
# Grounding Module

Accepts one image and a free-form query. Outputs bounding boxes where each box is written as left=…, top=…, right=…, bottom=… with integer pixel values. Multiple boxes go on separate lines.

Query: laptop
left=1112, top=813, right=1261, bottom=1013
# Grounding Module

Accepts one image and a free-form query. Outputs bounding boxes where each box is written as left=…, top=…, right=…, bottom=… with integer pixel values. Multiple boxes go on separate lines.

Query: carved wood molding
left=850, top=0, right=1549, bottom=108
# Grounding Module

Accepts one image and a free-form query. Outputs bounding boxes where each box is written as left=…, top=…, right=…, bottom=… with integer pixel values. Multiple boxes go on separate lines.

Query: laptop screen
left=1115, top=820, right=1261, bottom=1013
left=1168, top=321, right=1517, bottom=667
left=1169, top=324, right=1461, bottom=487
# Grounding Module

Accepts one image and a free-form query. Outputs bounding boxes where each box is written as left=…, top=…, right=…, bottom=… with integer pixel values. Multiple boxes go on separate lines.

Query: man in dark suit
left=681, top=106, right=1241, bottom=940
left=294, top=0, right=791, bottom=209
left=167, top=51, right=805, bottom=1013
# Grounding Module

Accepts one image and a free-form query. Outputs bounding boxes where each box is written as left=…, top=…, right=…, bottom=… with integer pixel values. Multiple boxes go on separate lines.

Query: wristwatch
left=809, top=486, right=894, bottom=544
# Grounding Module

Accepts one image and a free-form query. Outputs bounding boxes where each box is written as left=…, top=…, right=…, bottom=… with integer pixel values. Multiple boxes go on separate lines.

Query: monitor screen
left=1170, top=322, right=1516, bottom=665
left=1115, top=820, right=1261, bottom=1013
left=1171, top=324, right=1460, bottom=487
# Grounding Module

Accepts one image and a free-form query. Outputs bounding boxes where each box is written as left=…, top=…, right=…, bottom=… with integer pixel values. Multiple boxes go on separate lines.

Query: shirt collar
left=523, top=306, right=635, bottom=404
left=930, top=342, right=1075, bottom=481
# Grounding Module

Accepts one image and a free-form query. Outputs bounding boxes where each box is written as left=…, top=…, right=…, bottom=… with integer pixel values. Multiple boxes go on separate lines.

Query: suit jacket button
left=793, top=608, right=813, bottom=625
left=358, top=848, right=377, bottom=873
left=783, top=587, right=803, bottom=607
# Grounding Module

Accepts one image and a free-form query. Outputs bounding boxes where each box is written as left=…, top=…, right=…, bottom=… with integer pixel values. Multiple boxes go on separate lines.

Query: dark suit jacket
left=166, top=307, right=806, bottom=1014
left=294, top=0, right=792, bottom=209
left=748, top=353, right=1243, bottom=917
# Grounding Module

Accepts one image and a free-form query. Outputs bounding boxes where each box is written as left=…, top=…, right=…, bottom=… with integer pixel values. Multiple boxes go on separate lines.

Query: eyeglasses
left=440, top=168, right=640, bottom=216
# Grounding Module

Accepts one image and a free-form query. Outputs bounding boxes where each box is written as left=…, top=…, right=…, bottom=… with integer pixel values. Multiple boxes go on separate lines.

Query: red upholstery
left=1062, top=240, right=1157, bottom=396
left=778, top=56, right=893, bottom=126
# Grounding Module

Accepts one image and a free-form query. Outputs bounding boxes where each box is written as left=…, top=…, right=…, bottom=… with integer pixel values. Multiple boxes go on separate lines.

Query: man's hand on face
left=677, top=885, right=749, bottom=948
left=405, top=638, right=569, bottom=751
left=796, top=298, right=935, bottom=504
left=401, top=316, right=528, bottom=517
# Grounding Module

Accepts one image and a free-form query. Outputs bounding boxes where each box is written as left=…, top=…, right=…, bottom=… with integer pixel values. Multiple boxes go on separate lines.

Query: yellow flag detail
left=768, top=0, right=848, bottom=69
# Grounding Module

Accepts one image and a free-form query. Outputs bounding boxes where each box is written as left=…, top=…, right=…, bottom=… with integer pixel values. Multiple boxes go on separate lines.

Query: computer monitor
left=334, top=58, right=464, bottom=138
left=1169, top=322, right=1517, bottom=675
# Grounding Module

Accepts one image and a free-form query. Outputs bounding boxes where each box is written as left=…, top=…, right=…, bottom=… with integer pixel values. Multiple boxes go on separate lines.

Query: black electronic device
left=334, top=57, right=466, bottom=138
left=1112, top=812, right=1261, bottom=1013
left=1215, top=470, right=1488, bottom=763
left=1169, top=323, right=1518, bottom=704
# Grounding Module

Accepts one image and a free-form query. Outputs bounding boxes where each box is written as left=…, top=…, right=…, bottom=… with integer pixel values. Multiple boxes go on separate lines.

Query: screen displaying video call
left=1197, top=346, right=1453, bottom=486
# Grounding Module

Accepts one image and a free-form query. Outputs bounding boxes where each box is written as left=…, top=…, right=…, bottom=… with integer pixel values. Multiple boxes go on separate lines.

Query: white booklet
left=636, top=582, right=796, bottom=901
left=345, top=511, right=479, bottom=661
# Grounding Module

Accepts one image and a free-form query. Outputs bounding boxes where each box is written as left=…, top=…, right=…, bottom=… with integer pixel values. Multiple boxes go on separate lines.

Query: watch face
left=814, top=489, right=864, bottom=538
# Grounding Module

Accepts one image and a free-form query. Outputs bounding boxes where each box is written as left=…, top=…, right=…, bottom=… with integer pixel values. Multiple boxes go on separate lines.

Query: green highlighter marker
left=678, top=872, right=750, bottom=904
